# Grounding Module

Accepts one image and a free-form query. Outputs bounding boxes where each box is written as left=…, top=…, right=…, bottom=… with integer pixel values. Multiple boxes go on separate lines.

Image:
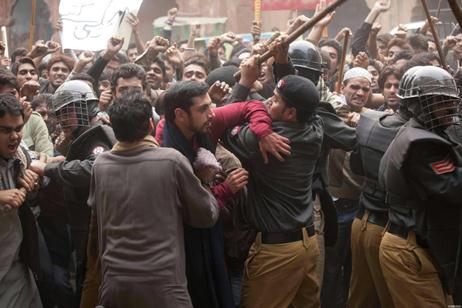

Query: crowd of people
left=0, top=0, right=461, bottom=307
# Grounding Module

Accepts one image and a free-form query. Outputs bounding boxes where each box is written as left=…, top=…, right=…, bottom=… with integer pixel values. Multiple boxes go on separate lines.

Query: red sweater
left=156, top=100, right=273, bottom=209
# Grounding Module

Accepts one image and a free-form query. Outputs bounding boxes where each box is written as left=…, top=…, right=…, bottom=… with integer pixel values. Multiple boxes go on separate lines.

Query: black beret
left=205, top=65, right=239, bottom=87
left=275, top=75, right=319, bottom=113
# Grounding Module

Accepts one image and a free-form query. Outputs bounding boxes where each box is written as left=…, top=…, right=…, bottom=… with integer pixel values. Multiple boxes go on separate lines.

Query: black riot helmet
left=52, top=80, right=99, bottom=133
left=288, top=40, right=322, bottom=85
left=400, top=66, right=461, bottom=131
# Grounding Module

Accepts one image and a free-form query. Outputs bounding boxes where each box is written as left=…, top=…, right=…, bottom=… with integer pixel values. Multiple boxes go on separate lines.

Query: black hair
left=319, top=39, right=342, bottom=65
left=109, top=90, right=153, bottom=142
left=150, top=57, right=167, bottom=80
left=0, top=93, right=24, bottom=118
left=400, top=52, right=440, bottom=75
left=31, top=93, right=52, bottom=110
left=127, top=43, right=137, bottom=50
left=378, top=66, right=401, bottom=91
left=111, top=63, right=147, bottom=91
left=11, top=57, right=36, bottom=76
left=163, top=80, right=209, bottom=122
left=408, top=34, right=429, bottom=53
left=11, top=48, right=28, bottom=63
left=113, top=51, right=129, bottom=64
left=0, top=69, right=20, bottom=91
left=394, top=50, right=413, bottom=61
left=69, top=73, right=95, bottom=85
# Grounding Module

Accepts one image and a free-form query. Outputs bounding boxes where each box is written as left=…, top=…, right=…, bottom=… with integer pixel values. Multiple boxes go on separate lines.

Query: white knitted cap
left=343, top=67, right=372, bottom=84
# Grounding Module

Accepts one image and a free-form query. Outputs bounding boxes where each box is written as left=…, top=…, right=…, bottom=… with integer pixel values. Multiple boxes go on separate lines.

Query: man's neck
left=174, top=121, right=194, bottom=142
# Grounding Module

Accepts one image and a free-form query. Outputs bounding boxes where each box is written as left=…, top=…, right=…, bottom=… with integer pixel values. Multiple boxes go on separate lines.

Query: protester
left=90, top=91, right=218, bottom=307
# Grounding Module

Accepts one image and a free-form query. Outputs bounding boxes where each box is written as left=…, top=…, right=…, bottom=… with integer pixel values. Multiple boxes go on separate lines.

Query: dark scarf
left=162, top=120, right=233, bottom=308
left=162, top=120, right=216, bottom=163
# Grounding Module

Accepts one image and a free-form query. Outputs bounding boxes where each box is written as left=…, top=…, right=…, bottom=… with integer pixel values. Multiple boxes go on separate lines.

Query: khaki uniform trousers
left=379, top=230, right=453, bottom=308
left=348, top=214, right=394, bottom=308
left=241, top=228, right=320, bottom=308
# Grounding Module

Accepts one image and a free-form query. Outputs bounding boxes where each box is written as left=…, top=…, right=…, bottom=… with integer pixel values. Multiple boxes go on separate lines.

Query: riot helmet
left=52, top=80, right=99, bottom=133
left=397, top=66, right=422, bottom=100
left=399, top=66, right=461, bottom=131
left=288, top=41, right=322, bottom=85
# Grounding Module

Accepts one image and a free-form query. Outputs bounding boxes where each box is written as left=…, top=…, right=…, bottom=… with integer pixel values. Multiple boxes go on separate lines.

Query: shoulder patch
left=231, top=126, right=240, bottom=137
left=430, top=156, right=456, bottom=175
left=92, top=146, right=106, bottom=156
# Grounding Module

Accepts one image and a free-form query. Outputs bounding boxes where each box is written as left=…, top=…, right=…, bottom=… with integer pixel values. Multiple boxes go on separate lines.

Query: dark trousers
left=37, top=215, right=74, bottom=308
left=39, top=264, right=74, bottom=308
left=321, top=200, right=356, bottom=308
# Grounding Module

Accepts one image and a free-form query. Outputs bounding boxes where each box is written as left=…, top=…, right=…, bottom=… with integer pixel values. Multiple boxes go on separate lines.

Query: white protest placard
left=59, top=0, right=143, bottom=51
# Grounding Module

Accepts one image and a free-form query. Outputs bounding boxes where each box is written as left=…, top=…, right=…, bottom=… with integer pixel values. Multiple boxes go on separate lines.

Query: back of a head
left=109, top=91, right=153, bottom=142
left=408, top=34, right=429, bottom=53
left=163, top=80, right=209, bottom=122
left=0, top=69, right=19, bottom=93
left=276, top=75, right=319, bottom=122
left=289, top=41, right=322, bottom=85
left=205, top=65, right=239, bottom=88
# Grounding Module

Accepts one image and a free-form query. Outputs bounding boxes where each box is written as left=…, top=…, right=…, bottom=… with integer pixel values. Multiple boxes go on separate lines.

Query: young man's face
left=182, top=64, right=207, bottom=83
left=114, top=77, right=143, bottom=98
left=382, top=74, right=400, bottom=109
left=0, top=113, right=24, bottom=159
left=377, top=41, right=388, bottom=58
left=342, top=77, right=371, bottom=111
left=48, top=61, right=70, bottom=88
left=35, top=102, right=49, bottom=124
left=184, top=94, right=215, bottom=134
left=16, top=62, right=38, bottom=87
left=266, top=91, right=291, bottom=122
left=146, top=62, right=164, bottom=90
left=127, top=48, right=138, bottom=63
left=320, top=46, right=338, bottom=76
left=387, top=45, right=403, bottom=60
left=367, top=65, right=379, bottom=88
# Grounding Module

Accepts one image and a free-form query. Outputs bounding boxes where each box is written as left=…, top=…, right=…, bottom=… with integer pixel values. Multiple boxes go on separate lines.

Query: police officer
left=30, top=80, right=116, bottom=308
left=273, top=40, right=356, bottom=302
left=379, top=66, right=462, bottom=307
left=347, top=67, right=420, bottom=308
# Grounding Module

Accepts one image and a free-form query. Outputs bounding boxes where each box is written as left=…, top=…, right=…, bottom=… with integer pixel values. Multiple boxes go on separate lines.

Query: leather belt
left=387, top=222, right=408, bottom=239
left=387, top=222, right=429, bottom=248
left=356, top=208, right=388, bottom=228
left=261, top=225, right=315, bottom=244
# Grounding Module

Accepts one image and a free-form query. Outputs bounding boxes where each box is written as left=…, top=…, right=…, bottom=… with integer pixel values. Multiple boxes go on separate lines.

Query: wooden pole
left=234, top=0, right=347, bottom=80
left=448, top=0, right=462, bottom=31
left=29, top=0, right=37, bottom=50
left=335, top=30, right=350, bottom=93
left=1, top=26, right=8, bottom=58
left=253, top=0, right=262, bottom=43
left=420, top=0, right=447, bottom=69
left=436, top=0, right=443, bottom=19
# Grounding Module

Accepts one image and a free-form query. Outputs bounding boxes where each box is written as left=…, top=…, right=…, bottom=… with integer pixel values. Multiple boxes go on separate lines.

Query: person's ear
left=285, top=106, right=297, bottom=122
left=174, top=108, right=188, bottom=123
